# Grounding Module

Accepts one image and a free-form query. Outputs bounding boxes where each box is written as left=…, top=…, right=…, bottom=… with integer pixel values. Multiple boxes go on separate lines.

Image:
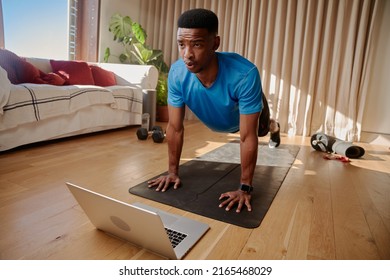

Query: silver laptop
left=66, top=182, right=209, bottom=259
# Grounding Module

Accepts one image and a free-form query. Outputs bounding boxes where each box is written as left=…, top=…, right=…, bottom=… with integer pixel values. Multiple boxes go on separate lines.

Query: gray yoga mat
left=129, top=143, right=299, bottom=228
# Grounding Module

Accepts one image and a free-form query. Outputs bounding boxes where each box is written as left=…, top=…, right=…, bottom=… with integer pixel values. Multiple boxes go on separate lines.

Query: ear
left=213, top=36, right=220, bottom=50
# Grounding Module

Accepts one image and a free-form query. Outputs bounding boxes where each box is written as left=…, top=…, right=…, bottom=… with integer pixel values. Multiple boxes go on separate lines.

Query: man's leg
left=258, top=93, right=281, bottom=147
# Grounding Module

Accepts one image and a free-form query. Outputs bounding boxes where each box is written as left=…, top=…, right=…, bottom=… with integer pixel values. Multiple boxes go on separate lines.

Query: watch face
left=240, top=184, right=252, bottom=192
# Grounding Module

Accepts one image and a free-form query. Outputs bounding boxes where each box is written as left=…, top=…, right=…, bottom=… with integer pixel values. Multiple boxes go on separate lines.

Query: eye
left=192, top=41, right=204, bottom=48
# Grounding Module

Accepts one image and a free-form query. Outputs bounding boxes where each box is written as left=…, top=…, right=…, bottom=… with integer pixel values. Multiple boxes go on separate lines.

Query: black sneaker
left=269, top=122, right=281, bottom=148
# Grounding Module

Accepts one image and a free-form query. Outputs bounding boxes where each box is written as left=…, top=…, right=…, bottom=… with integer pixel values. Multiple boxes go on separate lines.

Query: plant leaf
left=109, top=14, right=133, bottom=42
left=119, top=53, right=130, bottom=63
left=104, top=48, right=111, bottom=63
left=131, top=43, right=154, bottom=64
left=131, top=22, right=147, bottom=44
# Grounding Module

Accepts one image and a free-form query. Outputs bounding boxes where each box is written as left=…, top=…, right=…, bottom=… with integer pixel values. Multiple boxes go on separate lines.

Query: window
left=1, top=0, right=99, bottom=61
left=68, top=0, right=77, bottom=60
left=2, top=0, right=69, bottom=59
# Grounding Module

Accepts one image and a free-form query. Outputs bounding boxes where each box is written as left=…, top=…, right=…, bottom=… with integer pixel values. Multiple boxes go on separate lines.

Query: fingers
left=219, top=191, right=252, bottom=213
left=157, top=178, right=169, bottom=192
left=148, top=177, right=160, bottom=186
left=173, top=181, right=180, bottom=189
left=218, top=193, right=231, bottom=209
left=245, top=199, right=252, bottom=212
left=147, top=175, right=180, bottom=192
left=236, top=200, right=244, bottom=213
left=155, top=178, right=171, bottom=192
left=219, top=193, right=236, bottom=211
left=147, top=178, right=161, bottom=188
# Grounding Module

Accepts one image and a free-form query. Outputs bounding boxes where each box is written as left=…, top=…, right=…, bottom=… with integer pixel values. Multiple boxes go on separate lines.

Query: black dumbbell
left=136, top=126, right=165, bottom=143
left=151, top=126, right=165, bottom=143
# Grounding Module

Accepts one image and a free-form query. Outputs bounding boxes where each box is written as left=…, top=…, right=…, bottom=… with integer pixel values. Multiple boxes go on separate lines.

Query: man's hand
left=219, top=190, right=252, bottom=213
left=148, top=173, right=181, bottom=192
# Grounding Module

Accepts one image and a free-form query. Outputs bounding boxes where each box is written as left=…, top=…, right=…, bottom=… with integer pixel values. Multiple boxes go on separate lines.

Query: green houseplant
left=104, top=14, right=169, bottom=119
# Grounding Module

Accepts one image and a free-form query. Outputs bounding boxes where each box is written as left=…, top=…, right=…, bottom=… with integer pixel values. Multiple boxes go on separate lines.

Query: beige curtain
left=139, top=0, right=381, bottom=141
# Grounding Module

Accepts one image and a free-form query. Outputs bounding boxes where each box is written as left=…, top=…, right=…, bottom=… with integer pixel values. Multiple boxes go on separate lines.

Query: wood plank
left=348, top=162, right=390, bottom=259
left=330, top=161, right=381, bottom=259
left=205, top=225, right=252, bottom=259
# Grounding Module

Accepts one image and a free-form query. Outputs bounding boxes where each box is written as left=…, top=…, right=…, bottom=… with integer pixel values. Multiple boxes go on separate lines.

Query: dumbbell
left=136, top=126, right=165, bottom=143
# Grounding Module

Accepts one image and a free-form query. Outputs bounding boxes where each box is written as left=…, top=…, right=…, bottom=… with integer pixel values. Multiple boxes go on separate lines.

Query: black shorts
left=231, top=93, right=270, bottom=136
left=258, top=93, right=270, bottom=137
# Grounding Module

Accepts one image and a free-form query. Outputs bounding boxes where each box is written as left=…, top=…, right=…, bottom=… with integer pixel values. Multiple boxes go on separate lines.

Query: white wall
left=98, top=0, right=141, bottom=63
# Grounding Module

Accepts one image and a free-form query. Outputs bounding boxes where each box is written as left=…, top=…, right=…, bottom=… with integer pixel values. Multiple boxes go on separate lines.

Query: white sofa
left=0, top=58, right=158, bottom=151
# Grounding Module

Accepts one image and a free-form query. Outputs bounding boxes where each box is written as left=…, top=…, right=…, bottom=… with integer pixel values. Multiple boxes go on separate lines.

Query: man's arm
left=219, top=112, right=259, bottom=212
left=166, top=105, right=186, bottom=176
left=148, top=105, right=185, bottom=192
left=239, top=112, right=260, bottom=186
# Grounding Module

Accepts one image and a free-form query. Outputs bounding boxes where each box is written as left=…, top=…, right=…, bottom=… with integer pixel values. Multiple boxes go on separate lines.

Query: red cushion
left=20, top=59, right=41, bottom=83
left=50, top=60, right=95, bottom=85
left=33, top=71, right=66, bottom=86
left=0, top=49, right=40, bottom=84
left=90, top=65, right=116, bottom=86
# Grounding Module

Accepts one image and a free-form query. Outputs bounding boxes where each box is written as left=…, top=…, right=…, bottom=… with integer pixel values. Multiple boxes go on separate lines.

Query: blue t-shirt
left=168, top=52, right=263, bottom=133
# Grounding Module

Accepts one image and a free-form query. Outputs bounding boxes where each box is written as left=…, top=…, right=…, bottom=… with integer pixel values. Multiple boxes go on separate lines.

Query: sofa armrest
left=0, top=66, right=12, bottom=114
left=24, top=57, right=52, bottom=73
left=95, top=63, right=159, bottom=90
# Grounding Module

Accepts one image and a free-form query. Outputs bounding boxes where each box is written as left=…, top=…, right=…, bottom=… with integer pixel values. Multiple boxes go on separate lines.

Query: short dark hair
left=177, top=8, right=218, bottom=34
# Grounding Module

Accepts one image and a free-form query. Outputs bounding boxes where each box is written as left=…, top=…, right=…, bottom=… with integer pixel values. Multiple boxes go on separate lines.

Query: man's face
left=177, top=28, right=220, bottom=74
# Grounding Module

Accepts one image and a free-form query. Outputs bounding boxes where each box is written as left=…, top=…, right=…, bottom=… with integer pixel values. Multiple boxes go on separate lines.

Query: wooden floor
left=0, top=120, right=389, bottom=260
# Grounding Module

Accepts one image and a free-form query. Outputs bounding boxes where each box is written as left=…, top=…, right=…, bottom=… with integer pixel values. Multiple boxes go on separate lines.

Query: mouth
left=184, top=60, right=196, bottom=70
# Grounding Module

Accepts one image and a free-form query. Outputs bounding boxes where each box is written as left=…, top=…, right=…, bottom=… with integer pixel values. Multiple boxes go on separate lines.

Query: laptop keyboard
left=165, top=227, right=187, bottom=248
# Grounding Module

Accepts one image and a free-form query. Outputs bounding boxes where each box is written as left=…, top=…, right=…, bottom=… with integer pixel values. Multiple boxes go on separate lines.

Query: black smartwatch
left=239, top=184, right=253, bottom=194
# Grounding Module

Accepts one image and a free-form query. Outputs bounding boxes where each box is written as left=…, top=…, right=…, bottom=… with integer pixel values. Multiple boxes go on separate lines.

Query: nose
left=183, top=46, right=193, bottom=60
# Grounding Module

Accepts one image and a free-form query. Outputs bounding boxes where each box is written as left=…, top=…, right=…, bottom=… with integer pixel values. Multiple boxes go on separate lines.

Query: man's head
left=178, top=8, right=218, bottom=35
left=177, top=9, right=220, bottom=74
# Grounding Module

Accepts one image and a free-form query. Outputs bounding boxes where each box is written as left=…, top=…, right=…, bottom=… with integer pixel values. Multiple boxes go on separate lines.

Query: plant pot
left=156, top=105, right=169, bottom=122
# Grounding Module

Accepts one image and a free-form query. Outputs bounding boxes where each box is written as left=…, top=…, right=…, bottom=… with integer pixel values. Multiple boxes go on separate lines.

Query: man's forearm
left=166, top=123, right=184, bottom=175
left=240, top=134, right=258, bottom=186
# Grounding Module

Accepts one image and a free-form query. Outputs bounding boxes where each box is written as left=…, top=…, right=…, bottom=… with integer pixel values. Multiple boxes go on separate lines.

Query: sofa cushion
left=90, top=65, right=116, bottom=87
left=0, top=48, right=41, bottom=84
left=50, top=60, right=95, bottom=85
left=34, top=72, right=66, bottom=86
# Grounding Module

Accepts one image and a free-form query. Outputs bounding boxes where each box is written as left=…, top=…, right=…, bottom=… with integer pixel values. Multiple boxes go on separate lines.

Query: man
left=148, top=8, right=280, bottom=213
